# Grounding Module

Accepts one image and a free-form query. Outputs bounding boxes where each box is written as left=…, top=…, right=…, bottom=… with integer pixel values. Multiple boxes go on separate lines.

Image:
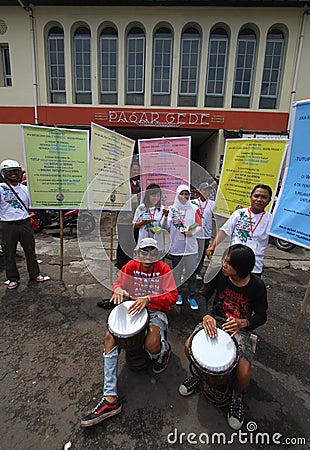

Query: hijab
left=172, top=184, right=194, bottom=211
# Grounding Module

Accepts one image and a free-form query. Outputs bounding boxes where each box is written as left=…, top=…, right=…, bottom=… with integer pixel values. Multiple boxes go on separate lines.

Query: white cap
left=139, top=238, right=158, bottom=250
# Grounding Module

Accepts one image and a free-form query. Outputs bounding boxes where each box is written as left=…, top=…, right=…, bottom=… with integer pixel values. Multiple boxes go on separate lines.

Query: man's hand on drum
left=222, top=316, right=247, bottom=337
left=128, top=296, right=150, bottom=316
left=111, top=287, right=129, bottom=305
left=203, top=315, right=217, bottom=338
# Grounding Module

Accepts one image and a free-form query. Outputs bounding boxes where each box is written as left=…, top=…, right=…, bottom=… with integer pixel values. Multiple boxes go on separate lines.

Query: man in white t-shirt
left=0, top=159, right=48, bottom=289
left=206, top=184, right=272, bottom=275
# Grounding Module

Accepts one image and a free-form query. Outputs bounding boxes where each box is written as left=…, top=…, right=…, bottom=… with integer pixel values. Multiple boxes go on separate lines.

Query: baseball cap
left=198, top=182, right=211, bottom=190
left=139, top=238, right=159, bottom=250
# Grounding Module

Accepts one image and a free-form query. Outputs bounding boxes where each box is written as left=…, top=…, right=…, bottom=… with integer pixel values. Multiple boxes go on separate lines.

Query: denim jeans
left=170, top=253, right=197, bottom=298
left=103, top=310, right=169, bottom=396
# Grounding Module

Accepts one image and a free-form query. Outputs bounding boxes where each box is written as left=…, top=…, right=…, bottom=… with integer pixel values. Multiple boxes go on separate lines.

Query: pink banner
left=138, top=137, right=191, bottom=205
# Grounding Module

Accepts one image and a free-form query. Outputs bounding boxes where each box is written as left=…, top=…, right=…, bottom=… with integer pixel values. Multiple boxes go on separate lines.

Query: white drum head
left=108, top=301, right=148, bottom=338
left=191, top=328, right=237, bottom=373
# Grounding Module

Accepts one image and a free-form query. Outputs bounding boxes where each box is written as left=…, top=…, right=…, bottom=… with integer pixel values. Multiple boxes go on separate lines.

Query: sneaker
left=227, top=395, right=245, bottom=430
left=179, top=376, right=200, bottom=396
left=32, top=274, right=50, bottom=282
left=97, top=299, right=116, bottom=309
left=152, top=344, right=171, bottom=374
left=7, top=281, right=19, bottom=290
left=188, top=297, right=199, bottom=310
left=80, top=397, right=122, bottom=427
left=196, top=273, right=203, bottom=280
left=176, top=294, right=183, bottom=305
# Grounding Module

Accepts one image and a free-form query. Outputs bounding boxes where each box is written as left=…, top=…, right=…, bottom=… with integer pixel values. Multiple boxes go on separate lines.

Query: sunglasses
left=139, top=248, right=159, bottom=257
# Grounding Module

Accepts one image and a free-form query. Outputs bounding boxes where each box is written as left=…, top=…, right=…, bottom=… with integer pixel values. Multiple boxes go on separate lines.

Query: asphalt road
left=0, top=229, right=309, bottom=450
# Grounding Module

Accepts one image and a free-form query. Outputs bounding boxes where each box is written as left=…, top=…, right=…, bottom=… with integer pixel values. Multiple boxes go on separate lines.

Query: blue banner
left=270, top=100, right=310, bottom=249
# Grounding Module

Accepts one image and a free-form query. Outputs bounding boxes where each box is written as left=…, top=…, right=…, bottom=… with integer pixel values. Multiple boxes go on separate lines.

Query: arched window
left=126, top=26, right=145, bottom=105
left=152, top=27, right=173, bottom=106
left=73, top=26, right=91, bottom=104
left=178, top=26, right=201, bottom=107
left=205, top=27, right=229, bottom=107
left=259, top=29, right=285, bottom=109
left=100, top=26, right=118, bottom=105
left=232, top=28, right=257, bottom=108
left=47, top=26, right=66, bottom=104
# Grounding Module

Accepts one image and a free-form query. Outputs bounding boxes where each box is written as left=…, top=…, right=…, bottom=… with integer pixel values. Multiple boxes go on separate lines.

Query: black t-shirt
left=202, top=271, right=268, bottom=331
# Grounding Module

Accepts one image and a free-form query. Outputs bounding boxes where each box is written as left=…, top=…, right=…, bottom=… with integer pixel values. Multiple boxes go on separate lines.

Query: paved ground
left=0, top=222, right=309, bottom=450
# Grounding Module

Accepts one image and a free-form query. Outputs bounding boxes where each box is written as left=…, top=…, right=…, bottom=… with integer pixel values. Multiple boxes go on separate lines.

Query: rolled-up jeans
left=103, top=310, right=169, bottom=397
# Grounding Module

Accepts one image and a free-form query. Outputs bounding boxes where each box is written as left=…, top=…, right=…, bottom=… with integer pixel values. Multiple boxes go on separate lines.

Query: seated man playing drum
left=179, top=244, right=268, bottom=431
left=81, top=237, right=178, bottom=427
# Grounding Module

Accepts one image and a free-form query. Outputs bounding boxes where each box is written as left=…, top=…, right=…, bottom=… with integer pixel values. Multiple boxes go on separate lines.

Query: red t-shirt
left=112, top=259, right=178, bottom=313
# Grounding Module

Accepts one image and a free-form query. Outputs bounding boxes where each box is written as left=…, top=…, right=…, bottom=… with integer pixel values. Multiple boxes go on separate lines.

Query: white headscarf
left=172, top=184, right=194, bottom=211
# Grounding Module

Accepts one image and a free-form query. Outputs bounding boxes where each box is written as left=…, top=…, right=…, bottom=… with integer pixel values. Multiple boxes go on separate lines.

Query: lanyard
left=148, top=207, right=155, bottom=221
left=198, top=198, right=208, bottom=217
left=248, top=208, right=265, bottom=234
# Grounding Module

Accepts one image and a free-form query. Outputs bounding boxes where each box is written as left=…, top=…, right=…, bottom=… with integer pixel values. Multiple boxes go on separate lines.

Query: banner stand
left=285, top=280, right=310, bottom=365
left=59, top=210, right=64, bottom=281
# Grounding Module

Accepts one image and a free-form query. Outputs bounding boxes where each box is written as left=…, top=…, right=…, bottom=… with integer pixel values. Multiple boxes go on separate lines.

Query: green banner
left=22, top=125, right=89, bottom=209
left=216, top=139, right=287, bottom=217
left=89, top=123, right=135, bottom=210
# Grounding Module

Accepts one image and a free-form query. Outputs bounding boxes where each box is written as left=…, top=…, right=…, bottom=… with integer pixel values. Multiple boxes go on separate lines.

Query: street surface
left=0, top=223, right=309, bottom=450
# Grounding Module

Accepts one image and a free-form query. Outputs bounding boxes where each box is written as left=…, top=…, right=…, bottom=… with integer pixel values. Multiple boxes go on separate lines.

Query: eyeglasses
left=139, top=248, right=159, bottom=257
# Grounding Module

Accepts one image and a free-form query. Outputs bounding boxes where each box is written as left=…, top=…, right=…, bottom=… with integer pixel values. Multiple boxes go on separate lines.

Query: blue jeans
left=170, top=254, right=197, bottom=299
left=103, top=310, right=169, bottom=397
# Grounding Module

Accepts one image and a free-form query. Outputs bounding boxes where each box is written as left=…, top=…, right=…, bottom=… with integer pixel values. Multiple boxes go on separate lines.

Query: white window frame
left=48, top=34, right=66, bottom=93
left=100, top=35, right=118, bottom=94
left=1, top=45, right=12, bottom=87
left=74, top=34, right=91, bottom=94
left=233, top=37, right=256, bottom=97
left=260, top=37, right=284, bottom=99
left=206, top=36, right=228, bottom=96
left=179, top=36, right=200, bottom=96
left=152, top=35, right=172, bottom=95
left=126, top=35, right=145, bottom=94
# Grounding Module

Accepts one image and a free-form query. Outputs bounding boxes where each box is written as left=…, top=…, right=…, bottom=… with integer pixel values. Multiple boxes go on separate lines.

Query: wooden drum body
left=189, top=326, right=239, bottom=406
left=107, top=301, right=150, bottom=371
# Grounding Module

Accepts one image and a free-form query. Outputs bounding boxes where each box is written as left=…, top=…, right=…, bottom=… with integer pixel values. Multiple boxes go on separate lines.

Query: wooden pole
left=285, top=279, right=310, bottom=365
left=59, top=210, right=64, bottom=281
left=109, top=212, right=114, bottom=285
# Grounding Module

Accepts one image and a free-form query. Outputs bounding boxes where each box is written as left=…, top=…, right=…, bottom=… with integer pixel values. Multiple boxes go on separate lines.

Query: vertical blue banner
left=270, top=100, right=310, bottom=249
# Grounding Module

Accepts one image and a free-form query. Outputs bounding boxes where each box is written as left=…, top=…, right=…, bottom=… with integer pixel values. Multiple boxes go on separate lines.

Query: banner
left=138, top=137, right=191, bottom=204
left=21, top=125, right=89, bottom=209
left=89, top=123, right=135, bottom=210
left=216, top=139, right=287, bottom=217
left=270, top=100, right=310, bottom=249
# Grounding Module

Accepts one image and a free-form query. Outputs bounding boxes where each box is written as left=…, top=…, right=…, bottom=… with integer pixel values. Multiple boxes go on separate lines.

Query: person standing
left=133, top=183, right=165, bottom=255
left=0, top=159, right=48, bottom=289
left=191, top=182, right=215, bottom=280
left=161, top=185, right=201, bottom=310
left=206, top=184, right=272, bottom=275
left=115, top=158, right=141, bottom=270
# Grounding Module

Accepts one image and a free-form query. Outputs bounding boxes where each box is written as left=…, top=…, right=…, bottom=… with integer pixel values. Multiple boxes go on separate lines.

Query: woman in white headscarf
left=161, top=185, right=201, bottom=310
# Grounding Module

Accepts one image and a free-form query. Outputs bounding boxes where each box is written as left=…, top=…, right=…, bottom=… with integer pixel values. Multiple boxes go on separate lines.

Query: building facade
left=0, top=0, right=309, bottom=176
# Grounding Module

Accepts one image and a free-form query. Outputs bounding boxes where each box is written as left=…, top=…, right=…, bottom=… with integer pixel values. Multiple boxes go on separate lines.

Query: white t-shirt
left=191, top=198, right=215, bottom=240
left=163, top=206, right=201, bottom=256
left=221, top=207, right=272, bottom=273
left=0, top=183, right=30, bottom=221
left=133, top=203, right=165, bottom=251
